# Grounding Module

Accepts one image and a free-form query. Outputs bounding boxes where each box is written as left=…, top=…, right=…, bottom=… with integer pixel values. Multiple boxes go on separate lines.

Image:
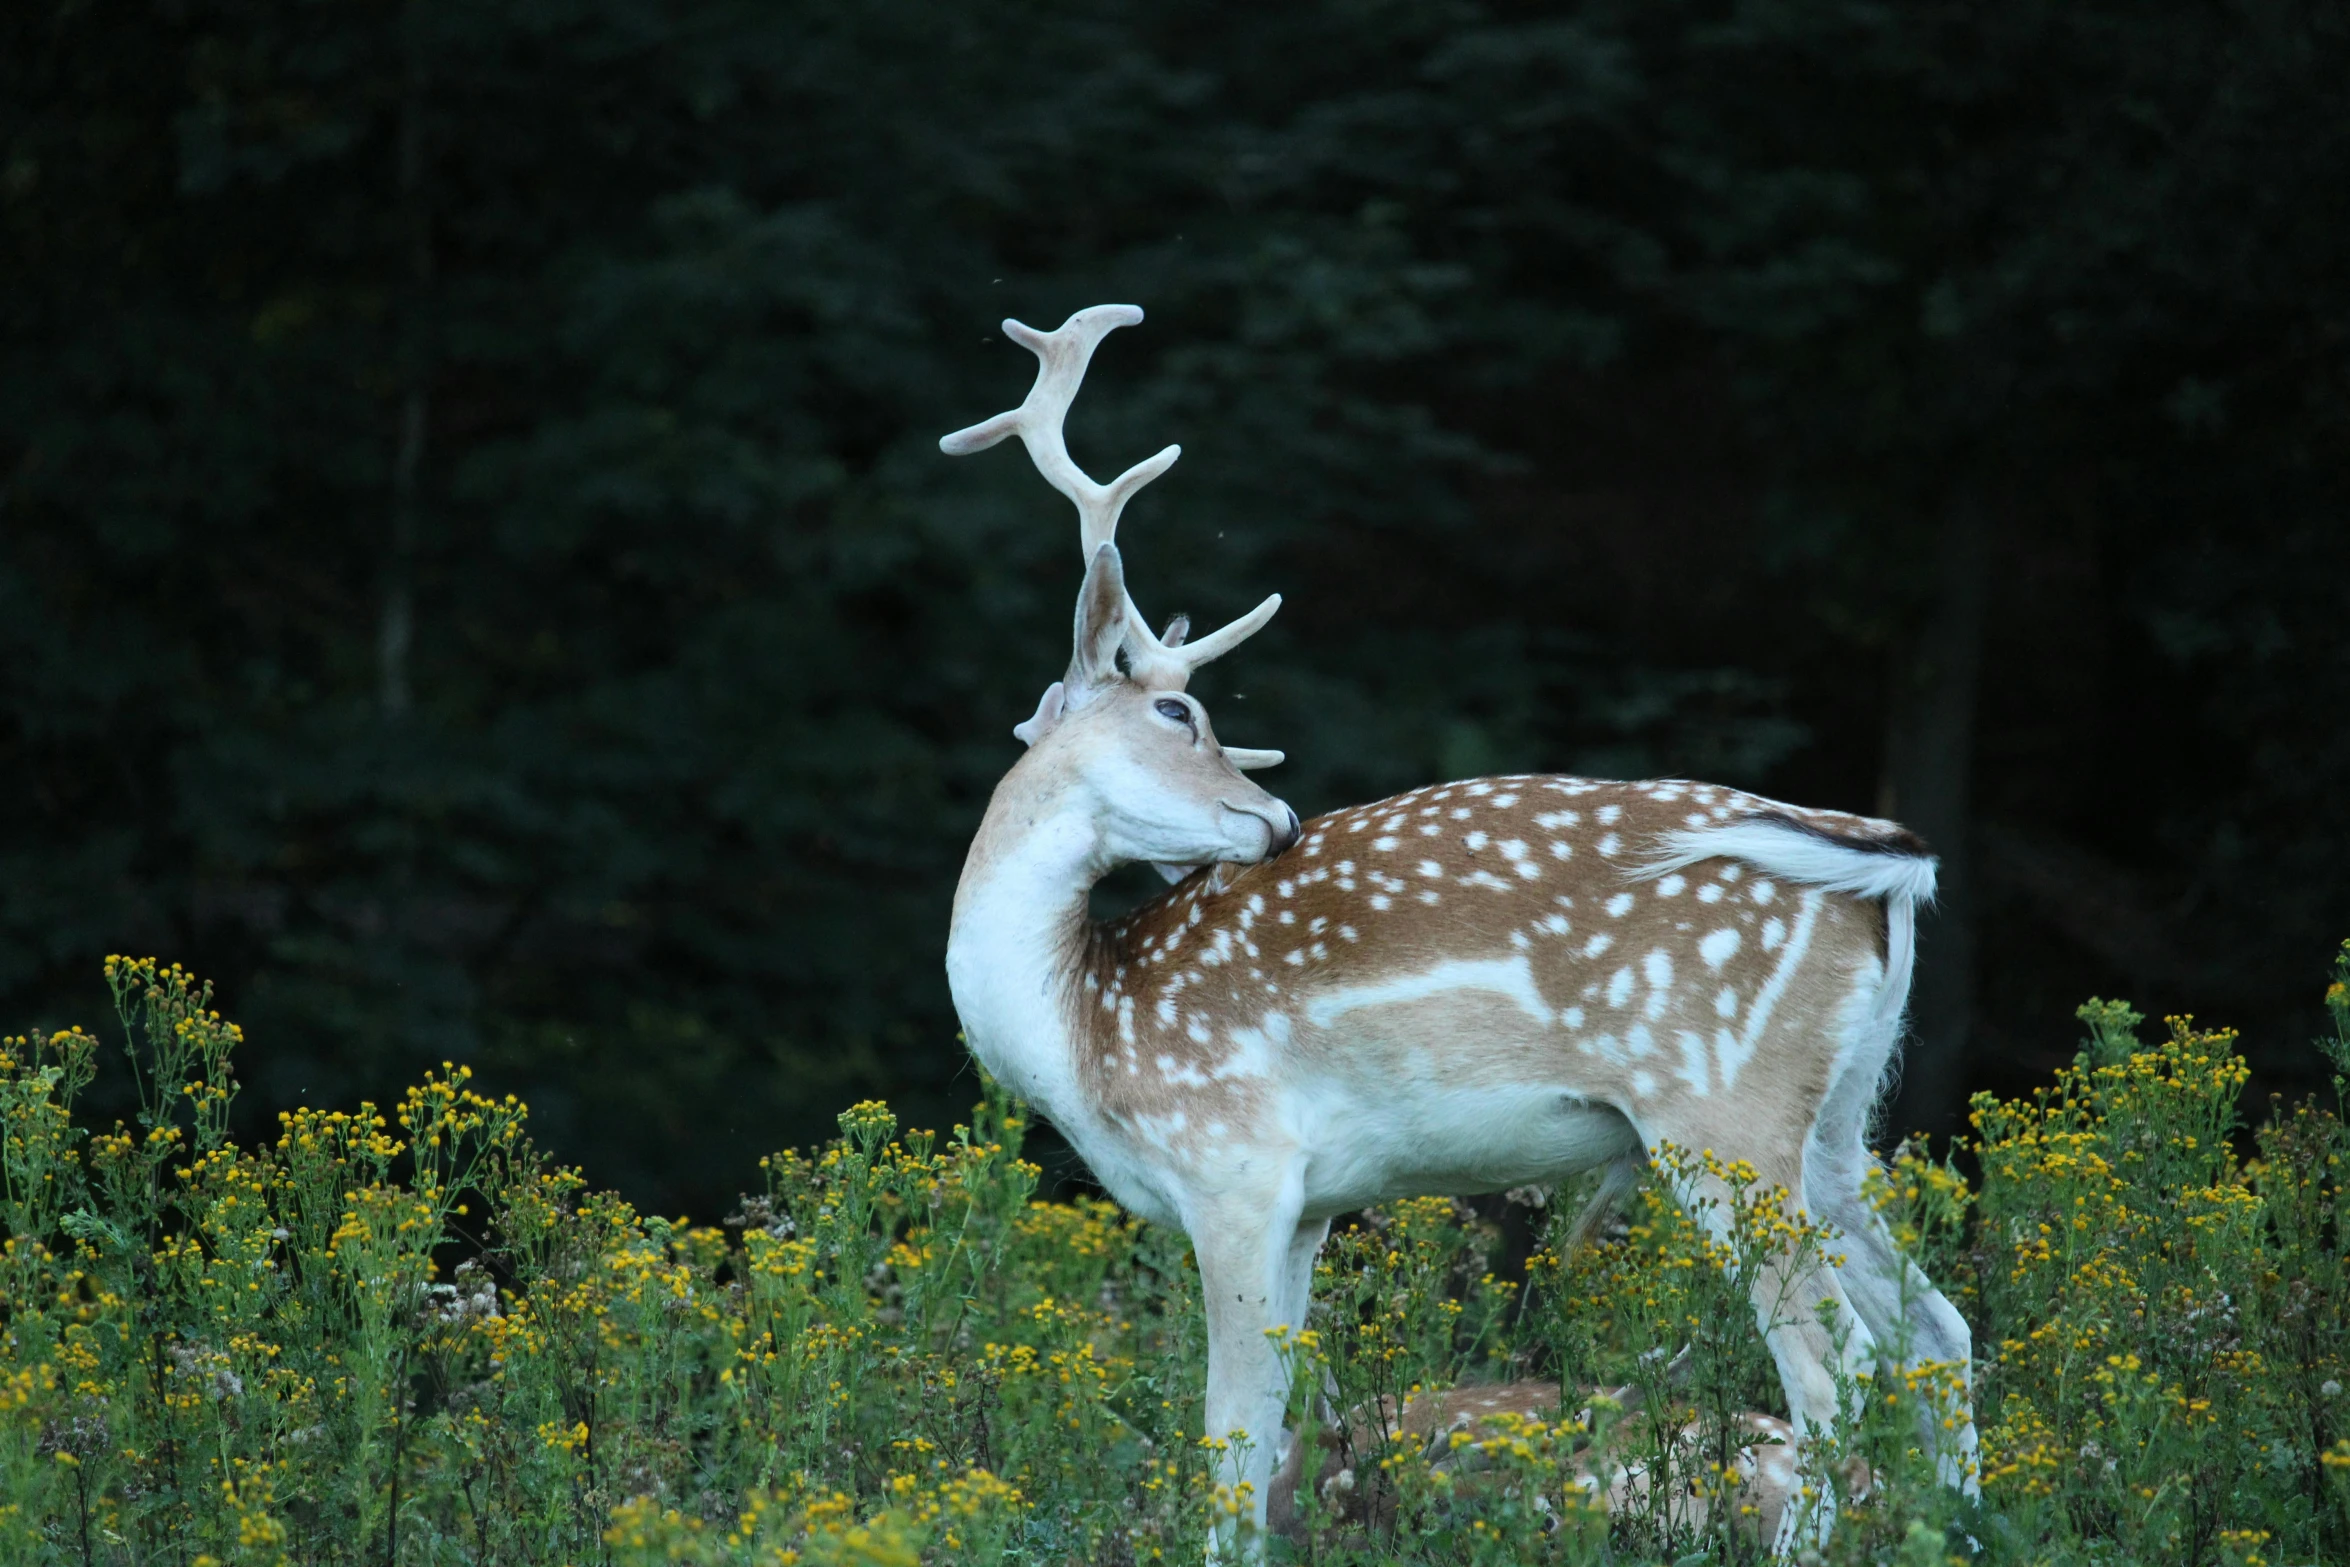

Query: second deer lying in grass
left=1265, top=1378, right=1873, bottom=1548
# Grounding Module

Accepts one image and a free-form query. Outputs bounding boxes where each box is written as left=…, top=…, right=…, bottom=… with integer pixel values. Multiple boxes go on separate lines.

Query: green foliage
left=1967, top=1005, right=2347, bottom=1561
left=4, top=952, right=2348, bottom=1562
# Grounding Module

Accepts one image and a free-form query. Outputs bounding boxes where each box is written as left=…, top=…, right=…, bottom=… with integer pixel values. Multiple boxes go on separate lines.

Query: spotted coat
left=1066, top=775, right=1902, bottom=1217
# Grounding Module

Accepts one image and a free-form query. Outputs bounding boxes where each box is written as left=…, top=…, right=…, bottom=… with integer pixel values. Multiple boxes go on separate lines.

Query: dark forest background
left=5, top=0, right=2346, bottom=1219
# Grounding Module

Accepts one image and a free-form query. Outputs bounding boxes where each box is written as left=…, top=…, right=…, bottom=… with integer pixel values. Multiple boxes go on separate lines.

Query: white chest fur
left=945, top=914, right=1080, bottom=1119
left=946, top=923, right=1187, bottom=1227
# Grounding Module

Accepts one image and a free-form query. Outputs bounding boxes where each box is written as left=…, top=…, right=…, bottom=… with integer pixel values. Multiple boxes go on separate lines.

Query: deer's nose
left=1269, top=802, right=1302, bottom=857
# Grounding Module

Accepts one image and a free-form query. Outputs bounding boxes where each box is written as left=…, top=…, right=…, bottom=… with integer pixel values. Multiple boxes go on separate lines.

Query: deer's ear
left=1069, top=543, right=1129, bottom=690
left=1012, top=682, right=1066, bottom=747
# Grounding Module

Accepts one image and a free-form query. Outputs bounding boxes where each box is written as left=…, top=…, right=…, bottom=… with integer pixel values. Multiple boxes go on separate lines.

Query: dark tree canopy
left=6, top=0, right=2345, bottom=1214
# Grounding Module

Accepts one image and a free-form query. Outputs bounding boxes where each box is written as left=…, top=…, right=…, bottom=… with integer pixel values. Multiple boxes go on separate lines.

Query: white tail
left=1641, top=811, right=1939, bottom=905
left=940, top=306, right=1978, bottom=1559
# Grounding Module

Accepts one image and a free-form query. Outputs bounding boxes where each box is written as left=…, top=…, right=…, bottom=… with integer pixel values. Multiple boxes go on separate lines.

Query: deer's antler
left=939, top=305, right=1177, bottom=556
left=939, top=304, right=1279, bottom=692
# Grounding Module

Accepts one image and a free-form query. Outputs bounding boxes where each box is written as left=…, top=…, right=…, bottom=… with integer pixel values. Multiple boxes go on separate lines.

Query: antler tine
left=1171, top=593, right=1281, bottom=668
left=1122, top=592, right=1282, bottom=691
left=938, top=304, right=1181, bottom=558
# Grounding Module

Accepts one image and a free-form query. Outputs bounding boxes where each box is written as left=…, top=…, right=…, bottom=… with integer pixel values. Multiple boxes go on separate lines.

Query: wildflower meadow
left=3, top=948, right=2346, bottom=1565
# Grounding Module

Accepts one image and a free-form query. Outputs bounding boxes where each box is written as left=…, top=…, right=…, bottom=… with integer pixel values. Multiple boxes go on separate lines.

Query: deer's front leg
left=1190, top=1169, right=1308, bottom=1561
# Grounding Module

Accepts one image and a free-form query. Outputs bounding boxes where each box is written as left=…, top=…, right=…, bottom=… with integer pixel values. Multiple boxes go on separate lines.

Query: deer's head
left=942, top=305, right=1299, bottom=876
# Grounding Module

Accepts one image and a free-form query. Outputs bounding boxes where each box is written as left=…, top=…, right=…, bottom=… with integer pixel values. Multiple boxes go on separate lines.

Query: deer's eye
left=1154, top=698, right=1192, bottom=725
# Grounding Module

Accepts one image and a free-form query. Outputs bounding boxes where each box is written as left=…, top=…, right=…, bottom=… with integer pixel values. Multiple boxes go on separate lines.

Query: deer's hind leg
left=1804, top=1147, right=1979, bottom=1494
left=1624, top=952, right=1888, bottom=1548
left=1630, top=1121, right=1874, bottom=1552
left=1645, top=1128, right=1876, bottom=1432
left=1799, top=924, right=1981, bottom=1495
left=1806, top=1102, right=1979, bottom=1492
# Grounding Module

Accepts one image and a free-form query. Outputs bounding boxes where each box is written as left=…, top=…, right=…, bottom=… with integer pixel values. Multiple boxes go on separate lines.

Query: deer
left=1263, top=1376, right=1876, bottom=1548
left=939, top=304, right=1979, bottom=1556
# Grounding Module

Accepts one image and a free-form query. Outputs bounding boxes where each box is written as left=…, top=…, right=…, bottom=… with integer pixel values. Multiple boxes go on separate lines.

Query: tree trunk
left=1880, top=495, right=1990, bottom=1141
left=380, top=0, right=431, bottom=720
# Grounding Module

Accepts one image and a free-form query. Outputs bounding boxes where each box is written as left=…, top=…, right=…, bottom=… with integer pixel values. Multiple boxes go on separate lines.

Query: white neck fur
left=946, top=789, right=1102, bottom=1123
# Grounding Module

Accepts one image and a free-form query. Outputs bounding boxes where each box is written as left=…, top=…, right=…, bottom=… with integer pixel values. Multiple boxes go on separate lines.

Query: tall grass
left=3, top=947, right=2346, bottom=1564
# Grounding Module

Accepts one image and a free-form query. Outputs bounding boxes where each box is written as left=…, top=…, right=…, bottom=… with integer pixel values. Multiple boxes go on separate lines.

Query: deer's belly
left=1288, top=1074, right=1638, bottom=1219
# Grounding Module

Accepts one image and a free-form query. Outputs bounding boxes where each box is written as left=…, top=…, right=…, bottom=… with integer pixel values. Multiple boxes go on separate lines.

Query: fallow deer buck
left=940, top=305, right=1978, bottom=1554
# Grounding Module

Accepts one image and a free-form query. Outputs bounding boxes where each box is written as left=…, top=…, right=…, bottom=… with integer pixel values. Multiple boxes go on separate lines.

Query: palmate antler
left=939, top=305, right=1280, bottom=692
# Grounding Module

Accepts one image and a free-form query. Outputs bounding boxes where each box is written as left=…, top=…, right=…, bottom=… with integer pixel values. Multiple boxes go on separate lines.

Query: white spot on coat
left=1676, top=1031, right=1712, bottom=1095
left=1717, top=890, right=1822, bottom=1088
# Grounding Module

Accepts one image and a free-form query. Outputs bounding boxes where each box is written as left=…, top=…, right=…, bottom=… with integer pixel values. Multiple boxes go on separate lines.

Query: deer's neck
left=946, top=793, right=1108, bottom=1126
